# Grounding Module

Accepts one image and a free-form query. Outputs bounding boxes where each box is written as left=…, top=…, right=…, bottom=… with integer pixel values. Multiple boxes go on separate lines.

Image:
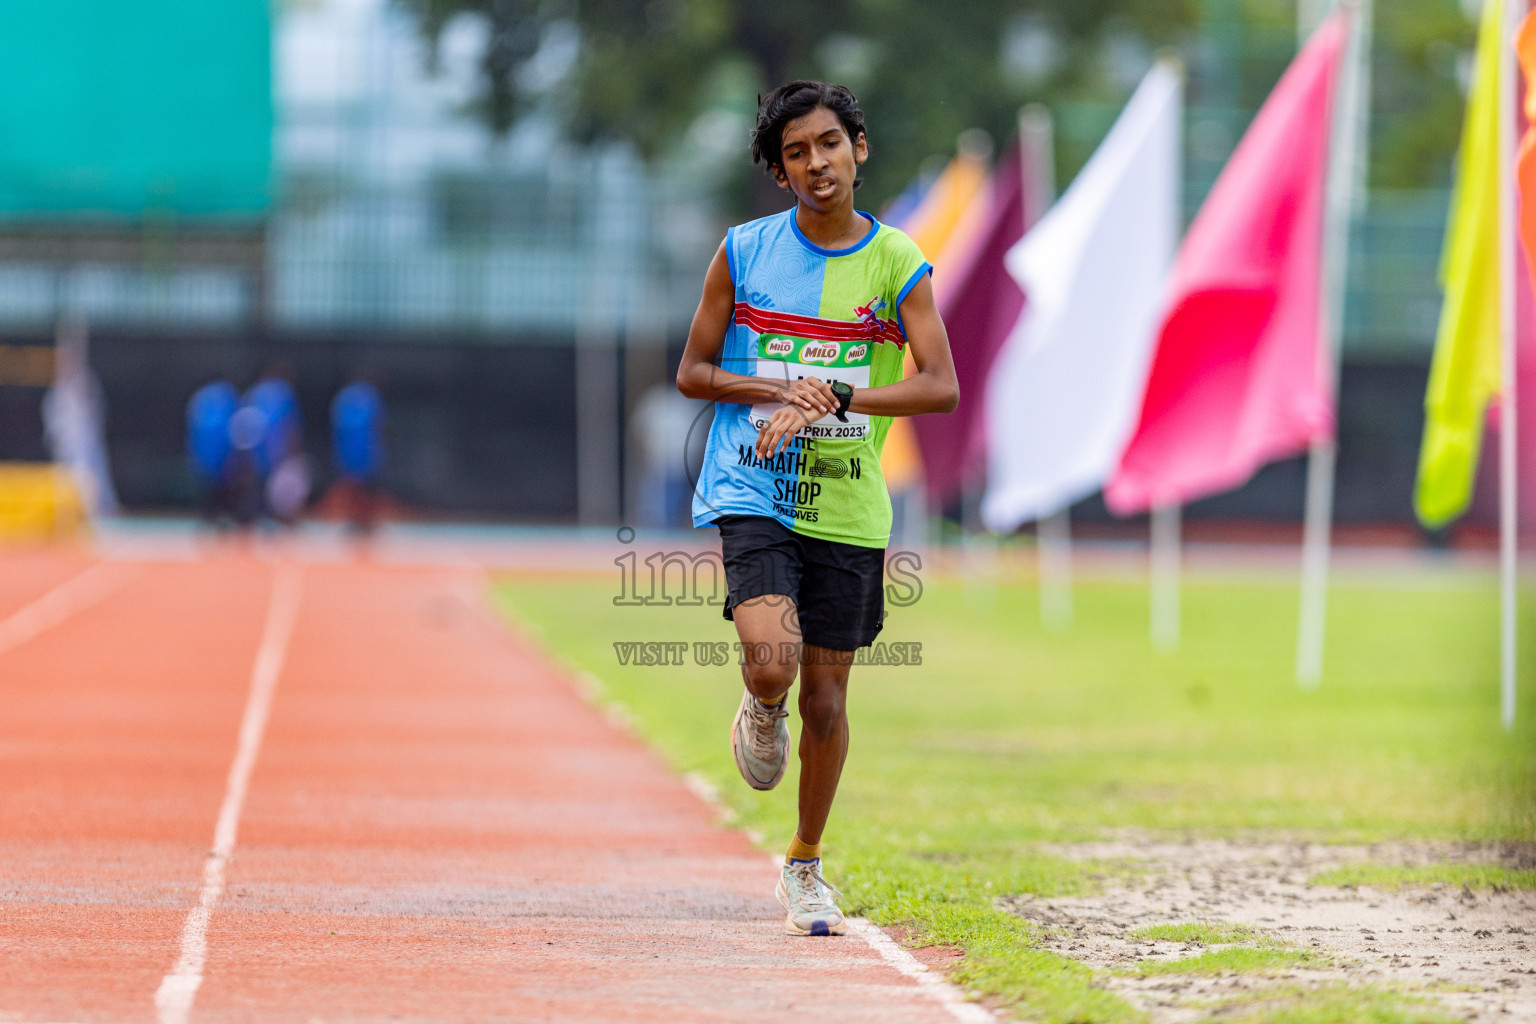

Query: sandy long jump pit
left=1007, top=839, right=1535, bottom=1022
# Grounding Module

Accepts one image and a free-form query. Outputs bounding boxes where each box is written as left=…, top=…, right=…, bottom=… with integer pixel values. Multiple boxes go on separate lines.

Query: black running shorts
left=715, top=514, right=886, bottom=652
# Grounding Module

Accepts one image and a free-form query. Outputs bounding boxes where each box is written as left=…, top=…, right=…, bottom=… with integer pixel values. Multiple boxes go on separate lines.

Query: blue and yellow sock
left=786, top=833, right=820, bottom=864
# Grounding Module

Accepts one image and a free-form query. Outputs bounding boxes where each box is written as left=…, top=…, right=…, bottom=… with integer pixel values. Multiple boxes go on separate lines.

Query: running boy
left=676, top=81, right=959, bottom=936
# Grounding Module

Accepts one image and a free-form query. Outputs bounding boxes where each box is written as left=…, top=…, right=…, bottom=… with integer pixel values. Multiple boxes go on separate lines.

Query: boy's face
left=773, top=105, right=868, bottom=213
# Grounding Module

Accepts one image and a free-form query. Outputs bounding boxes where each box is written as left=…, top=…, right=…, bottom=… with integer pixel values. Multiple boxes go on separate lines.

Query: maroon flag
left=912, top=143, right=1036, bottom=507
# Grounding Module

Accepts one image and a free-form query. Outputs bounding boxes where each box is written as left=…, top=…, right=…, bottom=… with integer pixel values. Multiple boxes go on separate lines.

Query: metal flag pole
left=576, top=270, right=621, bottom=527
left=1150, top=501, right=1181, bottom=651
left=1296, top=0, right=1372, bottom=687
left=1500, top=0, right=1523, bottom=730
left=1014, top=105, right=1072, bottom=631
left=1143, top=56, right=1187, bottom=655
left=1037, top=507, right=1074, bottom=631
left=962, top=480, right=998, bottom=610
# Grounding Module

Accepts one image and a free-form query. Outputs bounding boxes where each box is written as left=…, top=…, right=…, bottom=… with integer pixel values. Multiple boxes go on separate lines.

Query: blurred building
left=0, top=0, right=714, bottom=521
left=0, top=0, right=1488, bottom=532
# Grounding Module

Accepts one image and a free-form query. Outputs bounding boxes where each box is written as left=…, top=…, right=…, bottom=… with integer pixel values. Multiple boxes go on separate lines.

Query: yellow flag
left=881, top=149, right=990, bottom=491
left=1416, top=0, right=1506, bottom=528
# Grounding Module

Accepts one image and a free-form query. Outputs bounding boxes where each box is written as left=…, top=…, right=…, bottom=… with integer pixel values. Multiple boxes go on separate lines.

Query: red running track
left=0, top=552, right=967, bottom=1024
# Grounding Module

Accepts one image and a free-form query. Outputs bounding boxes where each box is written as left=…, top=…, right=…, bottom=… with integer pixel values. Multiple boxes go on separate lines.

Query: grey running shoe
left=776, top=858, right=846, bottom=936
left=730, top=689, right=790, bottom=790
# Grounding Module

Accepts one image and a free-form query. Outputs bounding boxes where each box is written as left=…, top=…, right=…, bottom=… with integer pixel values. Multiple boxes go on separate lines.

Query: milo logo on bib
left=799, top=342, right=840, bottom=365
left=756, top=335, right=874, bottom=368
left=751, top=333, right=877, bottom=441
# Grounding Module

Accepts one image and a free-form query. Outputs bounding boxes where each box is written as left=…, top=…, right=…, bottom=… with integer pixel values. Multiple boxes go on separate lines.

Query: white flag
left=981, top=61, right=1182, bottom=531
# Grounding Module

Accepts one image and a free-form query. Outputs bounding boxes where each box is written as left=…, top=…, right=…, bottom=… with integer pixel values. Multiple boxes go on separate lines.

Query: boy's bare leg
left=725, top=595, right=801, bottom=792
left=724, top=600, right=854, bottom=847
left=728, top=595, right=802, bottom=700
left=794, top=645, right=852, bottom=845
left=726, top=611, right=851, bottom=936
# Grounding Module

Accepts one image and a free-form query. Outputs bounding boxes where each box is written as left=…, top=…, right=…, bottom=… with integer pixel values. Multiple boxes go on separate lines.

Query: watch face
left=831, top=382, right=853, bottom=396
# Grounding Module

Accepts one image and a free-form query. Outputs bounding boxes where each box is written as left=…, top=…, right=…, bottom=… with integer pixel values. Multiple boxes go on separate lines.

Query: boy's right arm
left=676, top=241, right=835, bottom=416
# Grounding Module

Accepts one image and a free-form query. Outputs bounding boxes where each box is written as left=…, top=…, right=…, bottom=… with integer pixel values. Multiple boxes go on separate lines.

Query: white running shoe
left=776, top=858, right=846, bottom=936
left=731, top=689, right=789, bottom=791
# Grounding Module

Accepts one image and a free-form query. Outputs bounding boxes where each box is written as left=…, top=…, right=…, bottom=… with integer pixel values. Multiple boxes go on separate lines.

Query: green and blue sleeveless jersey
left=692, top=210, right=931, bottom=548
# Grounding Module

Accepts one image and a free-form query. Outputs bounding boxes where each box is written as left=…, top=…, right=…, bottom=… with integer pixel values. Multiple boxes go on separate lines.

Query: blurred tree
left=406, top=0, right=545, bottom=134
left=1219, top=0, right=1473, bottom=190
left=399, top=0, right=1474, bottom=209
left=399, top=0, right=1199, bottom=211
left=1369, top=0, right=1473, bottom=190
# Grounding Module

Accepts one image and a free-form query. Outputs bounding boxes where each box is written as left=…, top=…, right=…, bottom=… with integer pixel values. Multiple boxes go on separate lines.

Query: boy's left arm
left=848, top=274, right=959, bottom=417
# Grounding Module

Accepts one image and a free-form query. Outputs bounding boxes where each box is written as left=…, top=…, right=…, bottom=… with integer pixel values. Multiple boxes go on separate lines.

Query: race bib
left=750, top=334, right=873, bottom=441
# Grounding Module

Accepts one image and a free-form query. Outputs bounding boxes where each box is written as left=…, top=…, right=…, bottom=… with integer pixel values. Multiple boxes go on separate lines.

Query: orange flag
left=1517, top=10, right=1536, bottom=296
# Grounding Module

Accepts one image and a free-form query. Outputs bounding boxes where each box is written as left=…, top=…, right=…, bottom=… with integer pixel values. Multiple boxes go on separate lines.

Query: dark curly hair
left=750, top=80, right=867, bottom=190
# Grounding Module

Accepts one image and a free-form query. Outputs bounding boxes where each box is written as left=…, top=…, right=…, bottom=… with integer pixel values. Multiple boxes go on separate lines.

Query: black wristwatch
left=830, top=380, right=853, bottom=423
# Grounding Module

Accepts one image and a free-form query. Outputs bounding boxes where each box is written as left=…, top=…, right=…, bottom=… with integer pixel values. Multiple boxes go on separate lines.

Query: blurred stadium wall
left=0, top=0, right=714, bottom=522
left=0, top=0, right=1479, bottom=530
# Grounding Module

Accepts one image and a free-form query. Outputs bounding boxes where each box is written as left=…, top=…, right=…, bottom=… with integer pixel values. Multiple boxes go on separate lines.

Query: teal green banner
left=0, top=0, right=272, bottom=220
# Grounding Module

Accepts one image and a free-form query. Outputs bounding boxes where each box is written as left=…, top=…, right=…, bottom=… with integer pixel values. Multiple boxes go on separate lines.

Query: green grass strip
left=1310, top=863, right=1536, bottom=891
left=494, top=574, right=1536, bottom=1023
left=843, top=853, right=1145, bottom=1023
left=1128, top=920, right=1264, bottom=944
left=884, top=903, right=1144, bottom=1024
left=1195, top=982, right=1460, bottom=1024
left=957, top=942, right=1144, bottom=1024
left=1130, top=946, right=1327, bottom=976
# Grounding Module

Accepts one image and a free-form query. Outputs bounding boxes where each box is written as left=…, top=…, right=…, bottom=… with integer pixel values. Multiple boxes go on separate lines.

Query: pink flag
left=912, top=143, right=1036, bottom=506
left=1105, top=11, right=1350, bottom=515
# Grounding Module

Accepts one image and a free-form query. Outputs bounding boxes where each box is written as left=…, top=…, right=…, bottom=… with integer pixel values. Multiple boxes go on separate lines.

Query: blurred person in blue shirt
left=244, top=364, right=310, bottom=524
left=245, top=366, right=300, bottom=474
left=186, top=379, right=239, bottom=525
left=226, top=395, right=268, bottom=526
left=331, top=375, right=385, bottom=534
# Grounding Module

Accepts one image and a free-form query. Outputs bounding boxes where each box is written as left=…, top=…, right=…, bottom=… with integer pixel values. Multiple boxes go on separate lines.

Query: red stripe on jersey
left=733, top=302, right=906, bottom=349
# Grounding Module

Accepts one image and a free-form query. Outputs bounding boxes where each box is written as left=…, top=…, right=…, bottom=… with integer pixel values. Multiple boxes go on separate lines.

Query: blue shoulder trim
left=894, top=261, right=934, bottom=334
left=724, top=227, right=739, bottom=288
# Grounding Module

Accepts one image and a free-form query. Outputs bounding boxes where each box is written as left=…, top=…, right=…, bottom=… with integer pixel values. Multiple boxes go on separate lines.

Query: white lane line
left=470, top=570, right=994, bottom=1023
left=844, top=917, right=996, bottom=1024
left=154, top=564, right=304, bottom=1024
left=758, top=849, right=995, bottom=1024
left=0, top=562, right=138, bottom=657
